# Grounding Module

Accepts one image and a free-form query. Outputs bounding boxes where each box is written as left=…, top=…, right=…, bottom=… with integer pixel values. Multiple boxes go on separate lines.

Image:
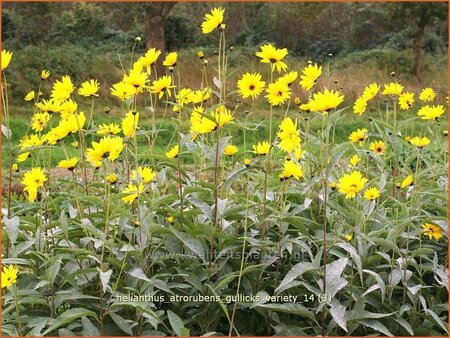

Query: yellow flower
left=1, top=50, right=12, bottom=71
left=173, top=88, right=194, bottom=112
left=237, top=72, right=266, bottom=100
left=124, top=68, right=148, bottom=93
left=213, top=105, right=234, bottom=128
left=1, top=265, right=19, bottom=288
left=400, top=174, right=413, bottom=189
left=121, top=111, right=139, bottom=138
left=278, top=71, right=298, bottom=87
left=279, top=160, right=303, bottom=181
left=59, top=99, right=78, bottom=119
left=97, top=123, right=121, bottom=135
left=36, top=99, right=62, bottom=114
left=57, top=157, right=79, bottom=171
left=17, top=152, right=30, bottom=163
left=353, top=97, right=367, bottom=115
left=138, top=48, right=161, bottom=73
left=110, top=81, right=136, bottom=100
left=31, top=112, right=51, bottom=132
left=197, top=51, right=204, bottom=59
left=190, top=107, right=217, bottom=135
left=349, top=154, right=360, bottom=166
left=121, top=183, right=145, bottom=204
left=382, top=82, right=403, bottom=96
left=421, top=223, right=443, bottom=240
left=265, top=80, right=291, bottom=106
left=166, top=144, right=180, bottom=159
left=398, top=92, right=414, bottom=110
left=131, top=166, right=156, bottom=184
left=337, top=170, right=368, bottom=199
left=21, top=167, right=47, bottom=202
left=417, top=105, right=445, bottom=120
left=78, top=79, right=100, bottom=97
left=328, top=182, right=337, bottom=190
left=51, top=75, right=75, bottom=101
left=410, top=136, right=430, bottom=148
left=86, top=136, right=124, bottom=167
left=277, top=117, right=300, bottom=153
left=252, top=141, right=271, bottom=155
left=167, top=216, right=175, bottom=224
left=299, top=63, right=322, bottom=90
left=12, top=163, right=19, bottom=172
left=255, top=44, right=288, bottom=73
left=369, top=140, right=386, bottom=155
left=362, top=83, right=380, bottom=101
left=244, top=158, right=251, bottom=167
left=224, top=144, right=238, bottom=156
left=344, top=234, right=353, bottom=241
left=405, top=136, right=412, bottom=143
left=40, top=69, right=50, bottom=80
left=163, top=52, right=177, bottom=67
left=61, top=112, right=86, bottom=135
left=150, top=75, right=174, bottom=99
left=349, top=128, right=368, bottom=146
left=106, top=173, right=117, bottom=184
left=201, top=7, right=225, bottom=34
left=24, top=91, right=36, bottom=101
left=191, top=88, right=212, bottom=104
left=307, top=89, right=344, bottom=113
left=364, top=187, right=380, bottom=200
left=419, top=87, right=436, bottom=102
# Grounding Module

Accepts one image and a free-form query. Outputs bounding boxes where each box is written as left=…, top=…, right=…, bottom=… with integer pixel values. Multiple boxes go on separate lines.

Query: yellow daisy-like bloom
left=61, top=112, right=86, bottom=135
left=237, top=72, right=266, bottom=100
left=131, top=166, right=156, bottom=184
left=398, top=92, right=414, bottom=110
left=252, top=141, right=271, bottom=155
left=59, top=99, right=78, bottom=119
left=299, top=63, right=322, bottom=90
left=17, top=152, right=30, bottom=163
left=405, top=136, right=412, bottom=143
left=57, top=157, right=79, bottom=171
left=364, top=187, right=380, bottom=200
left=369, top=140, right=386, bottom=155
left=400, top=174, right=413, bottom=189
left=167, top=216, right=175, bottom=224
left=224, top=144, right=238, bottom=156
left=40, top=69, right=50, bottom=80
left=349, top=154, right=360, bottom=166
left=201, top=7, right=225, bottom=34
left=255, top=44, right=288, bottom=73
left=110, top=81, right=136, bottom=100
left=121, top=111, right=139, bottom=138
left=86, top=136, right=124, bottom=167
left=190, top=107, right=217, bottom=135
left=1, top=265, right=19, bottom=288
left=137, top=48, right=161, bottom=74
left=421, top=223, right=443, bottom=240
left=173, top=88, right=194, bottom=112
left=417, top=105, right=445, bottom=121
left=124, top=68, right=148, bottom=93
left=106, top=173, right=117, bottom=184
left=163, top=52, right=177, bottom=67
left=51, top=75, right=75, bottom=102
left=279, top=160, right=303, bottom=181
left=36, top=99, right=62, bottom=114
left=121, top=183, right=145, bottom=204
left=20, top=134, right=44, bottom=149
left=12, top=163, right=19, bottom=172
left=337, top=170, right=368, bottom=199
left=344, top=234, right=353, bottom=241
left=191, top=88, right=212, bottom=104
left=353, top=97, right=367, bottom=115
left=31, top=112, right=51, bottom=132
left=265, top=80, right=291, bottom=106
left=1, top=50, right=12, bottom=71
left=150, top=75, right=174, bottom=99
left=419, top=87, right=436, bottom=102
left=78, top=79, right=100, bottom=97
left=348, top=128, right=368, bottom=146
left=21, top=167, right=47, bottom=202
left=166, top=144, right=180, bottom=159
left=244, top=158, right=251, bottom=167
left=410, top=136, right=430, bottom=148
left=328, top=182, right=337, bottom=190
left=213, top=105, right=234, bottom=129
left=97, top=123, right=121, bottom=135
left=308, top=89, right=344, bottom=113
left=24, top=91, right=36, bottom=101
left=278, top=71, right=298, bottom=87
left=362, top=83, right=380, bottom=101
left=381, top=82, right=403, bottom=96
left=277, top=117, right=300, bottom=153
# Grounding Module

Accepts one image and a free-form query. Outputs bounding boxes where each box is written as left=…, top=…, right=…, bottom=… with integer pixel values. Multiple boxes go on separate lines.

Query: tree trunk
left=144, top=2, right=177, bottom=51
left=413, top=18, right=426, bottom=82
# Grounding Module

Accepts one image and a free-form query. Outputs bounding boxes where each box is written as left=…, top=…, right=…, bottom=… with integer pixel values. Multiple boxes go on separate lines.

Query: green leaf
left=360, top=319, right=393, bottom=336
left=170, top=229, right=206, bottom=262
left=167, top=310, right=190, bottom=337
left=252, top=303, right=318, bottom=325
left=109, top=312, right=134, bottom=335
left=42, top=308, right=98, bottom=335
left=275, top=262, right=318, bottom=294
left=330, top=303, right=347, bottom=332
left=81, top=316, right=100, bottom=336
left=3, top=215, right=20, bottom=245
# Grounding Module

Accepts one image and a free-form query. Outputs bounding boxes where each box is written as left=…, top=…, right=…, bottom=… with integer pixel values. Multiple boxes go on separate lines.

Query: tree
left=144, top=2, right=177, bottom=51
